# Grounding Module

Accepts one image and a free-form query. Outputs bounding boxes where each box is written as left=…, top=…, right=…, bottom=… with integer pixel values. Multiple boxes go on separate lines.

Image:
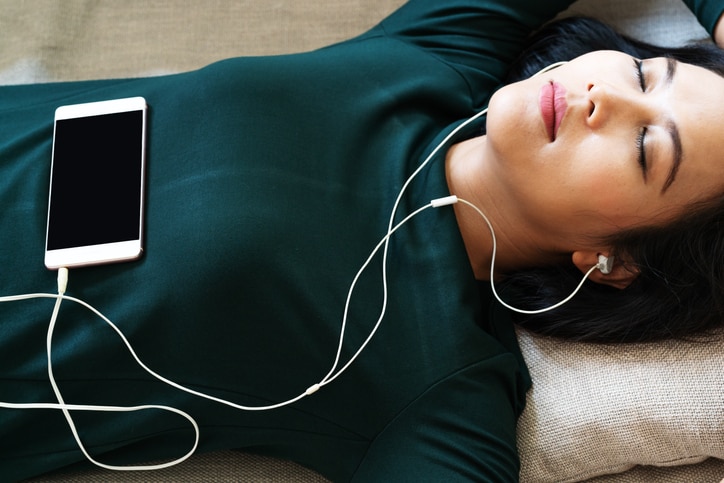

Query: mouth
left=539, top=81, right=568, bottom=141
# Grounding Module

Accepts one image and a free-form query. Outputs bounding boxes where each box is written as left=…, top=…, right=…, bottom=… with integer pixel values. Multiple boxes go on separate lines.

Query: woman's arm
left=683, top=0, right=724, bottom=44
left=715, top=13, right=724, bottom=46
left=352, top=355, right=528, bottom=482
left=378, top=0, right=577, bottom=62
left=373, top=0, right=576, bottom=107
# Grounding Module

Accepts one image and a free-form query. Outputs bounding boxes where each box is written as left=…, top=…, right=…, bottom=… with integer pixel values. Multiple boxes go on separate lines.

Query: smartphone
left=45, top=96, right=147, bottom=270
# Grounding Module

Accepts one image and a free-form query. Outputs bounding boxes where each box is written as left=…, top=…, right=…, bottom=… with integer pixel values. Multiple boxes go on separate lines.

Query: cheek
left=542, top=139, right=640, bottom=217
left=485, top=84, right=543, bottom=156
left=564, top=146, right=649, bottom=225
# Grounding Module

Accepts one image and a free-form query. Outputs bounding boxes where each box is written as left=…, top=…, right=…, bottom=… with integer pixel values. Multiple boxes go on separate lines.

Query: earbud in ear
left=597, top=254, right=614, bottom=274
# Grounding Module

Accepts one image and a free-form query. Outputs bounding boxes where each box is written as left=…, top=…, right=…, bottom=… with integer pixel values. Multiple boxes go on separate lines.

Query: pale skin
left=446, top=48, right=724, bottom=289
left=715, top=15, right=724, bottom=47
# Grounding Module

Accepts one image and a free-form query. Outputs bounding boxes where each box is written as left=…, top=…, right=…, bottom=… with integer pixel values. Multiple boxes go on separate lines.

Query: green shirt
left=1, top=0, right=720, bottom=481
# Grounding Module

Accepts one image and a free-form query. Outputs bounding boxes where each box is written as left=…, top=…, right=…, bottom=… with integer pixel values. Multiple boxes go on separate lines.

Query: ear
left=571, top=250, right=639, bottom=290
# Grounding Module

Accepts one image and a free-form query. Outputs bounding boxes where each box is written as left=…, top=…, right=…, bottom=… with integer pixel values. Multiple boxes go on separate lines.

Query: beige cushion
left=562, top=0, right=708, bottom=44
left=517, top=329, right=724, bottom=482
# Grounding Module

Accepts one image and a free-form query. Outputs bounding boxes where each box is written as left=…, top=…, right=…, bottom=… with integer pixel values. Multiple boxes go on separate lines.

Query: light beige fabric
left=0, top=0, right=403, bottom=84
left=562, top=0, right=708, bottom=43
left=2, top=1, right=723, bottom=482
left=517, top=329, right=724, bottom=482
left=27, top=452, right=328, bottom=483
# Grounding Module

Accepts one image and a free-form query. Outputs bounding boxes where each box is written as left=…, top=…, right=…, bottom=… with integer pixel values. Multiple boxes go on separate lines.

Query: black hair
left=500, top=17, right=724, bottom=343
left=506, top=16, right=724, bottom=81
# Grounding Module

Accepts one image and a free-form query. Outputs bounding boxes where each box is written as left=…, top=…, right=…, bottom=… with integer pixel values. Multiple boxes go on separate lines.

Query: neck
left=445, top=136, right=548, bottom=280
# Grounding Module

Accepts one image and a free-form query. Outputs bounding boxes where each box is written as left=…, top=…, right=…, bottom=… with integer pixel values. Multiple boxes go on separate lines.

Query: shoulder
left=352, top=353, right=527, bottom=482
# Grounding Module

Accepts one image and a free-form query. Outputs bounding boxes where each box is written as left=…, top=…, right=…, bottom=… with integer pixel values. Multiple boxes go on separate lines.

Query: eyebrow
left=662, top=58, right=682, bottom=193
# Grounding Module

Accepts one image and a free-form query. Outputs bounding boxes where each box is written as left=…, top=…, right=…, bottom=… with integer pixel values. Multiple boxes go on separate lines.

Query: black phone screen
left=47, top=110, right=144, bottom=251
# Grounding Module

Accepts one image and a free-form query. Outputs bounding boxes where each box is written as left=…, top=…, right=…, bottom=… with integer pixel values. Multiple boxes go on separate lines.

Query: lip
left=539, top=81, right=568, bottom=141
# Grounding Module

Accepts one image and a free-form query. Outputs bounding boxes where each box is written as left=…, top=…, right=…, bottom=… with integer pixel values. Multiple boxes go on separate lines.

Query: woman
left=501, top=15, right=724, bottom=342
left=1, top=0, right=723, bottom=481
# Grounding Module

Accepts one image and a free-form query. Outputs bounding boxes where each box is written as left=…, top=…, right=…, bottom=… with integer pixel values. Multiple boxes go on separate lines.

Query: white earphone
left=597, top=254, right=614, bottom=274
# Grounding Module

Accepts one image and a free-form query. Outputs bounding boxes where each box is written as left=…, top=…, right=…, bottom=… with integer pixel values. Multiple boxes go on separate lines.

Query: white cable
left=0, top=269, right=200, bottom=471
left=0, top=204, right=440, bottom=472
left=0, top=193, right=594, bottom=472
left=316, top=106, right=492, bottom=388
left=1, top=204, right=437, bottom=412
left=319, top=203, right=434, bottom=386
left=443, top=197, right=599, bottom=315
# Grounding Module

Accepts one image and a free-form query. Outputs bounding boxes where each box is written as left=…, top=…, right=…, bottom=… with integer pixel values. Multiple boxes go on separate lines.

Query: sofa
left=2, top=1, right=723, bottom=481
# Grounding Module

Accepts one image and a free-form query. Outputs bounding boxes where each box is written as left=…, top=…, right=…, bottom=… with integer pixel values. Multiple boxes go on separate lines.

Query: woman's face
left=484, top=50, right=724, bottom=249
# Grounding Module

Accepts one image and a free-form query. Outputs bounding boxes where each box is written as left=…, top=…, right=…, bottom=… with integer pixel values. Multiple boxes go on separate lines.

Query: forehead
left=667, top=61, right=724, bottom=199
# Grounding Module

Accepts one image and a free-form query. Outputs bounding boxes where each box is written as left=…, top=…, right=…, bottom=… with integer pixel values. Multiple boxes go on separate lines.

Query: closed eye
left=635, top=59, right=646, bottom=92
left=634, top=59, right=648, bottom=179
left=636, top=127, right=647, bottom=180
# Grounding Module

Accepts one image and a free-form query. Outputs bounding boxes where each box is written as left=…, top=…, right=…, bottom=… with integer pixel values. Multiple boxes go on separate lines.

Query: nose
left=585, top=82, right=651, bottom=129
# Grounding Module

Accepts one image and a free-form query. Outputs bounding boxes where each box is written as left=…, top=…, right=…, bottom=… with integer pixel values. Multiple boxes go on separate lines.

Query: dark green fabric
left=2, top=0, right=721, bottom=481
left=683, top=0, right=724, bottom=34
